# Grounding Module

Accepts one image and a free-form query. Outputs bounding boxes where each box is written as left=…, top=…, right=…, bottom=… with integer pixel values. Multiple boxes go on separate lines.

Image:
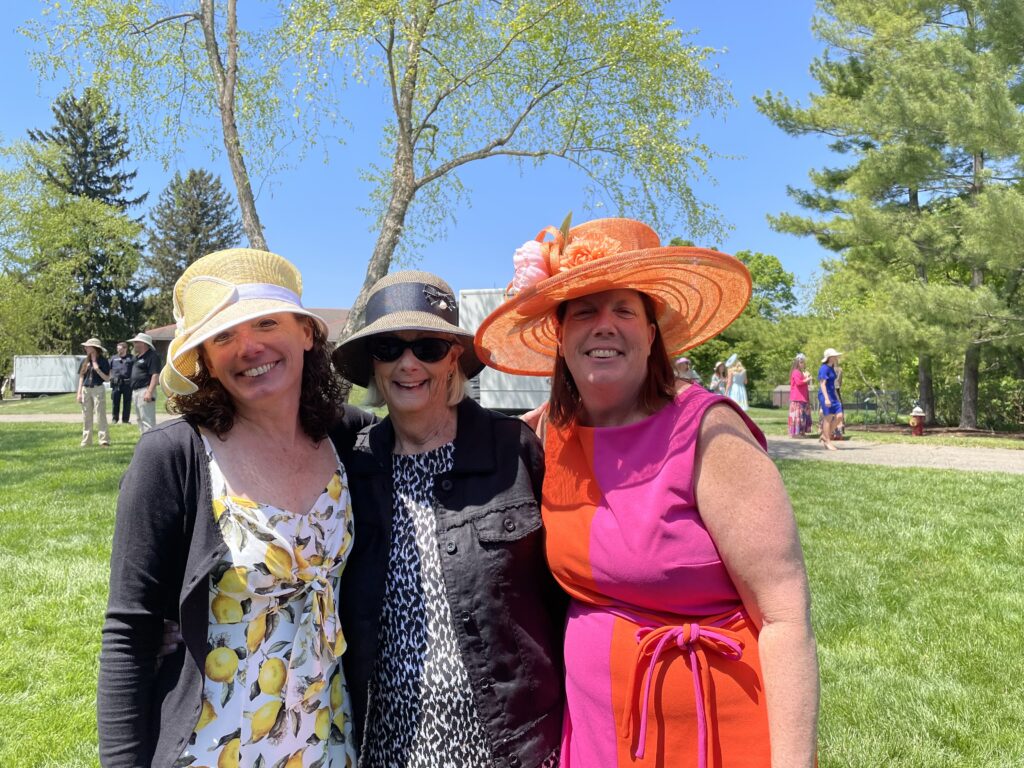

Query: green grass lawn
left=1, top=424, right=1021, bottom=766
left=747, top=406, right=1024, bottom=450
left=0, top=390, right=168, bottom=414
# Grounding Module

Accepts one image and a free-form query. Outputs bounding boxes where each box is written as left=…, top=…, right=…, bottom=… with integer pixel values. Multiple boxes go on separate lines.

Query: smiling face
left=371, top=329, right=461, bottom=421
left=557, top=289, right=656, bottom=420
left=200, top=312, right=313, bottom=409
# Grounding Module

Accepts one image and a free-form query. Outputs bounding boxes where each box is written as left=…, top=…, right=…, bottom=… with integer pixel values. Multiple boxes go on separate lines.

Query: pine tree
left=28, top=87, right=146, bottom=210
left=144, top=169, right=243, bottom=326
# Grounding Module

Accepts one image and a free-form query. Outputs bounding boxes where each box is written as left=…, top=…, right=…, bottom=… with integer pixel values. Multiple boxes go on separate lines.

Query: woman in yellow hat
left=477, top=218, right=818, bottom=768
left=98, top=249, right=374, bottom=767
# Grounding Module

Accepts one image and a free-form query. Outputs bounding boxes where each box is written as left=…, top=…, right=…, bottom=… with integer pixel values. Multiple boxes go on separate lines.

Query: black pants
left=110, top=382, right=132, bottom=423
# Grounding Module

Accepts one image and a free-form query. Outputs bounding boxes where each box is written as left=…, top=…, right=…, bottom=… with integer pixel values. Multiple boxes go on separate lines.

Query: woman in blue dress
left=725, top=354, right=748, bottom=411
left=817, top=348, right=843, bottom=450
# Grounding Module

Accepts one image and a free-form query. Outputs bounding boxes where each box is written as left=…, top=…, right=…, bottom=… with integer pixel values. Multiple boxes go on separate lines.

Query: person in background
left=108, top=341, right=135, bottom=425
left=77, top=337, right=111, bottom=447
left=725, top=354, right=749, bottom=412
left=476, top=217, right=818, bottom=768
left=673, top=356, right=702, bottom=391
left=818, top=348, right=843, bottom=451
left=98, top=248, right=374, bottom=767
left=708, top=360, right=728, bottom=396
left=127, top=332, right=160, bottom=434
left=832, top=361, right=846, bottom=439
left=788, top=353, right=813, bottom=438
left=332, top=270, right=565, bottom=768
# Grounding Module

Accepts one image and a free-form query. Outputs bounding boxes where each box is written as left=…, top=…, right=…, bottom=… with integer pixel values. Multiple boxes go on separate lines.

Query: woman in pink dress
left=788, top=353, right=813, bottom=437
left=477, top=217, right=819, bottom=768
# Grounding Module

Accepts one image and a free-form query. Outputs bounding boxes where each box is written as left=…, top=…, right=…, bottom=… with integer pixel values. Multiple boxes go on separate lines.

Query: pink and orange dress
left=542, top=384, right=771, bottom=768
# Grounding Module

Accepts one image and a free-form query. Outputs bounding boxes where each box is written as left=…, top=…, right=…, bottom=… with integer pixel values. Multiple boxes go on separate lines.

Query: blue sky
left=2, top=1, right=837, bottom=312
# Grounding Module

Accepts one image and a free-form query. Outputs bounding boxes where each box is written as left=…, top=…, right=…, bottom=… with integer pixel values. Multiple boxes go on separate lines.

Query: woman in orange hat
left=477, top=218, right=819, bottom=768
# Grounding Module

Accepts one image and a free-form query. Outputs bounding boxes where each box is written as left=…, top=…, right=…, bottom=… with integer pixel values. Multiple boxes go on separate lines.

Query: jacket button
left=445, top=541, right=457, bottom=554
left=509, top=756, right=520, bottom=766
left=503, top=518, right=516, bottom=532
left=461, top=611, right=471, bottom=624
left=440, top=478, right=454, bottom=491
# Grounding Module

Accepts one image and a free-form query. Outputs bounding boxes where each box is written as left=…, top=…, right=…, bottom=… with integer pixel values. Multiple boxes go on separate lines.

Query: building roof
left=146, top=308, right=352, bottom=343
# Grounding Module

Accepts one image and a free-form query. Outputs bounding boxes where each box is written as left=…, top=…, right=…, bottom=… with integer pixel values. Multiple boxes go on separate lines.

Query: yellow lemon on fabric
left=217, top=737, right=239, bottom=768
left=330, top=673, right=343, bottom=711
left=205, top=646, right=239, bottom=683
left=196, top=697, right=216, bottom=731
left=251, top=700, right=283, bottom=741
left=284, top=749, right=305, bottom=768
left=258, top=657, right=287, bottom=696
left=265, top=543, right=293, bottom=580
left=217, top=566, right=248, bottom=594
left=327, top=473, right=342, bottom=501
left=212, top=498, right=228, bottom=522
left=333, top=708, right=346, bottom=733
left=314, top=707, right=331, bottom=740
left=246, top=612, right=267, bottom=654
left=211, top=595, right=243, bottom=624
left=302, top=679, right=326, bottom=704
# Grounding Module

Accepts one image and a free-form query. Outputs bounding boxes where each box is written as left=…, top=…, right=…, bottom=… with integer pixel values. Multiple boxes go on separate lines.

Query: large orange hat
left=474, top=217, right=752, bottom=376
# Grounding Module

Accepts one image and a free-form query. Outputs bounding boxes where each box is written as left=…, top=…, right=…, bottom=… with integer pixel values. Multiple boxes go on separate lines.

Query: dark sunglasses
left=368, top=336, right=454, bottom=363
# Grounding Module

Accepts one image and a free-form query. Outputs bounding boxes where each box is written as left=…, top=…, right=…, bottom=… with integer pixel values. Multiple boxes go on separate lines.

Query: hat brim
left=160, top=301, right=328, bottom=396
left=331, top=310, right=483, bottom=387
left=82, top=342, right=108, bottom=355
left=475, top=247, right=751, bottom=376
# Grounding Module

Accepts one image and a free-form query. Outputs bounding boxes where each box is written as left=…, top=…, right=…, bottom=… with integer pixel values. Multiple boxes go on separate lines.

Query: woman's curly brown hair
left=168, top=318, right=342, bottom=440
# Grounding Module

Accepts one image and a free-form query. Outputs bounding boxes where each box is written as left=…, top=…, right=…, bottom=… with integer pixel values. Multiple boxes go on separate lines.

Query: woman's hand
left=159, top=620, right=183, bottom=658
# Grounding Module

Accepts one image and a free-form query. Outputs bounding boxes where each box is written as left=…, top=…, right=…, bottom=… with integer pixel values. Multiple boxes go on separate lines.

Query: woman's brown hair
left=168, top=318, right=342, bottom=440
left=547, top=292, right=676, bottom=428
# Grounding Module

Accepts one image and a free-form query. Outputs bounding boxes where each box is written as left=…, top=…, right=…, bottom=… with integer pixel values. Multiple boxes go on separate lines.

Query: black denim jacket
left=340, top=397, right=566, bottom=768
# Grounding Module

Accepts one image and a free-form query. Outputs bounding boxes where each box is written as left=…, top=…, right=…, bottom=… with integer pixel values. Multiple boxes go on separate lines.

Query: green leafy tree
left=145, top=169, right=243, bottom=326
left=23, top=0, right=282, bottom=249
left=281, top=0, right=734, bottom=372
left=757, top=0, right=1024, bottom=428
left=27, top=87, right=146, bottom=210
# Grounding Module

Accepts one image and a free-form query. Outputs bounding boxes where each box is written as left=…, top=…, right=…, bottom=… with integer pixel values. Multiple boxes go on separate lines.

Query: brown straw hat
left=474, top=217, right=752, bottom=375
left=332, top=270, right=483, bottom=387
left=161, top=248, right=328, bottom=396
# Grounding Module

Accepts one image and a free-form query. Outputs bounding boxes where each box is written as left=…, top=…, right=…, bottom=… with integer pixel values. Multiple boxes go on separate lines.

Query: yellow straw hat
left=161, top=248, right=327, bottom=396
left=474, top=217, right=752, bottom=376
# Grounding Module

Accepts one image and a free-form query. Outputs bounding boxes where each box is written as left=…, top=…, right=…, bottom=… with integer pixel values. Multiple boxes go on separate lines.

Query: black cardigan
left=97, top=407, right=375, bottom=767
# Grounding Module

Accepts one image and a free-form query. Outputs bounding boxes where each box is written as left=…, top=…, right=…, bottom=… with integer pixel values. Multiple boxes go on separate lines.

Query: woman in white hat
left=724, top=353, right=749, bottom=412
left=477, top=218, right=818, bottom=768
left=77, top=337, right=111, bottom=446
left=331, top=271, right=565, bottom=768
left=708, top=360, right=728, bottom=396
left=98, top=249, right=375, bottom=768
left=817, top=348, right=843, bottom=450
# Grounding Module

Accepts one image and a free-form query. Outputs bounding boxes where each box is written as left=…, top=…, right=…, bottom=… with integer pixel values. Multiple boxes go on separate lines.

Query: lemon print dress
left=178, top=435, right=358, bottom=768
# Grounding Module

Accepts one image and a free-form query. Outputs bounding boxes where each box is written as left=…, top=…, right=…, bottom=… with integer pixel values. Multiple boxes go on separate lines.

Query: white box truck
left=12, top=355, right=85, bottom=395
left=458, top=289, right=548, bottom=414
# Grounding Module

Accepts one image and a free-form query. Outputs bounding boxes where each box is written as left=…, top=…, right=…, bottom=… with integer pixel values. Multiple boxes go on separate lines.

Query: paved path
left=766, top=435, right=1024, bottom=475
left=3, top=412, right=1021, bottom=474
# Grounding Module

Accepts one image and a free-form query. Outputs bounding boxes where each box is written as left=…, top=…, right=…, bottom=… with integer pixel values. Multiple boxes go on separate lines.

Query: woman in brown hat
left=332, top=271, right=565, bottom=768
left=77, top=337, right=111, bottom=446
left=477, top=218, right=818, bottom=768
left=98, top=249, right=374, bottom=767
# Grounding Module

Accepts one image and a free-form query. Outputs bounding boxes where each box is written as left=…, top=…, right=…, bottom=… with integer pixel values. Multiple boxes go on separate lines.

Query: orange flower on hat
left=559, top=234, right=623, bottom=272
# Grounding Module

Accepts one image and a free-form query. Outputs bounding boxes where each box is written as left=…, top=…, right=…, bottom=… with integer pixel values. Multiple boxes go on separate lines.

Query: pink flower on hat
left=510, top=239, right=550, bottom=294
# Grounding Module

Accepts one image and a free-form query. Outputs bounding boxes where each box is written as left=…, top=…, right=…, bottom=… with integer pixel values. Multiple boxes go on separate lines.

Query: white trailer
left=458, top=288, right=548, bottom=414
left=12, top=355, right=85, bottom=395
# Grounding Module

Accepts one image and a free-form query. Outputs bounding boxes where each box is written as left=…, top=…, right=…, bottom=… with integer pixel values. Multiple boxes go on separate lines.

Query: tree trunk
left=917, top=354, right=937, bottom=424
left=200, top=0, right=267, bottom=250
left=959, top=264, right=985, bottom=429
left=959, top=342, right=981, bottom=429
